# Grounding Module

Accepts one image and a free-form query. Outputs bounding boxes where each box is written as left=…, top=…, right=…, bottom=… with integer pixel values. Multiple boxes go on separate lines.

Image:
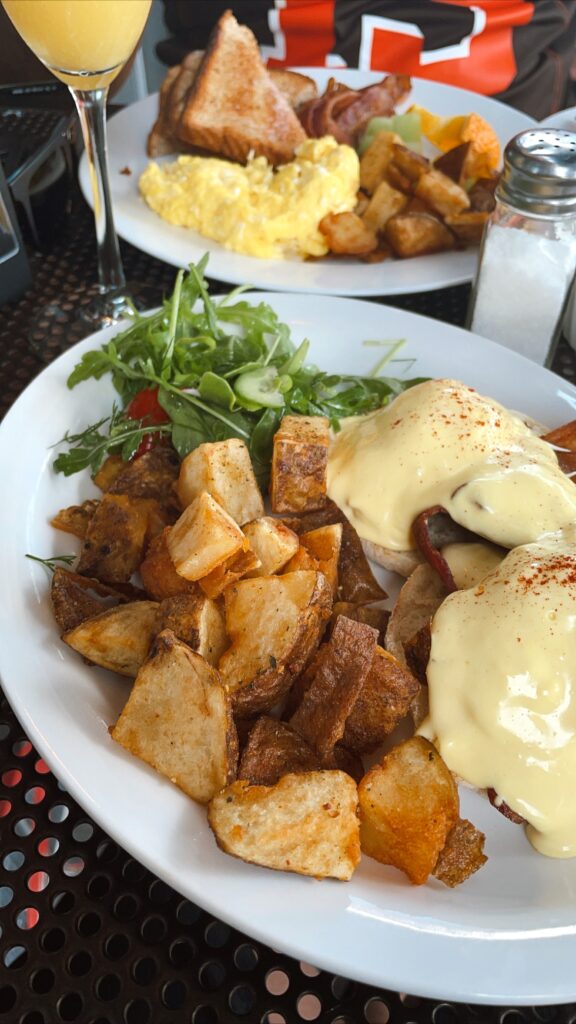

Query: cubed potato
left=444, top=211, right=489, bottom=245
left=433, top=141, right=471, bottom=184
left=330, top=602, right=389, bottom=645
left=242, top=517, right=299, bottom=576
left=468, top=175, right=498, bottom=213
left=218, top=570, right=332, bottom=717
left=107, top=446, right=180, bottom=513
left=112, top=630, right=238, bottom=803
left=432, top=817, right=487, bottom=887
left=285, top=523, right=342, bottom=595
left=51, top=567, right=129, bottom=634
left=208, top=770, right=360, bottom=880
left=51, top=499, right=100, bottom=539
left=177, top=439, right=264, bottom=525
left=358, top=737, right=459, bottom=885
left=390, top=144, right=430, bottom=182
left=362, top=179, right=408, bottom=233
left=415, top=168, right=470, bottom=218
left=140, top=528, right=199, bottom=601
left=386, top=161, right=413, bottom=193
left=198, top=547, right=261, bottom=599
left=290, top=615, right=378, bottom=758
left=63, top=600, right=160, bottom=677
left=270, top=415, right=330, bottom=514
left=167, top=491, right=247, bottom=582
left=156, top=591, right=228, bottom=666
left=76, top=493, right=150, bottom=584
left=319, top=211, right=378, bottom=255
left=343, top=647, right=420, bottom=754
left=93, top=455, right=124, bottom=491
left=385, top=213, right=455, bottom=258
left=281, top=501, right=386, bottom=604
left=238, top=717, right=320, bottom=786
left=360, top=130, right=401, bottom=194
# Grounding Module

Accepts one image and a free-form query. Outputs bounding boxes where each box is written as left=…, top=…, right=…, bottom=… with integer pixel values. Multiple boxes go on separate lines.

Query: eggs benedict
left=421, top=537, right=576, bottom=858
left=327, top=378, right=576, bottom=561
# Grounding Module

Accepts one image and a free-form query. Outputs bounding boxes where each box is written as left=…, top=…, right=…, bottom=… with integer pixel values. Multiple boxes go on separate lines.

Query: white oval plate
left=540, top=107, right=576, bottom=132
left=81, top=69, right=534, bottom=296
left=2, top=294, right=576, bottom=1006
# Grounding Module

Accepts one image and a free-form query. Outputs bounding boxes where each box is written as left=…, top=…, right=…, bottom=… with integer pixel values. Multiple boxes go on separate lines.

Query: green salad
left=54, top=257, right=423, bottom=486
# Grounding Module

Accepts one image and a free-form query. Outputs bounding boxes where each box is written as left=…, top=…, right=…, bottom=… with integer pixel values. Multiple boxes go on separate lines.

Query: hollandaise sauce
left=422, top=540, right=576, bottom=858
left=327, top=378, right=576, bottom=552
left=139, top=137, right=359, bottom=260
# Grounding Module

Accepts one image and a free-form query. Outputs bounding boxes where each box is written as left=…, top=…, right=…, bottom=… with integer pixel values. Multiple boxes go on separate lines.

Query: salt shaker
left=468, top=129, right=576, bottom=366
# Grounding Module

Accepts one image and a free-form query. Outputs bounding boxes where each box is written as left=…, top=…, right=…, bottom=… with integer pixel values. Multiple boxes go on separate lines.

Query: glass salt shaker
left=467, top=129, right=576, bottom=366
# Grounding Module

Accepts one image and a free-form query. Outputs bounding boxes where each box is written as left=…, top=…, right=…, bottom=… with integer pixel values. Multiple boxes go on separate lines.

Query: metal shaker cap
left=498, top=129, right=576, bottom=215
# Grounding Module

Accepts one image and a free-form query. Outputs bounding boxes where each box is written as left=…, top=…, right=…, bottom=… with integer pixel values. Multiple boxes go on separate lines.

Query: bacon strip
left=412, top=506, right=458, bottom=593
left=299, top=73, right=412, bottom=146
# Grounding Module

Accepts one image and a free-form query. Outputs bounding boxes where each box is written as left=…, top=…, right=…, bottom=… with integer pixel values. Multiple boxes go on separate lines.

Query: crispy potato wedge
left=358, top=737, right=459, bottom=885
left=343, top=647, right=420, bottom=754
left=242, top=517, right=299, bottom=576
left=177, top=439, right=264, bottom=525
left=270, top=415, right=330, bottom=514
left=219, top=570, right=332, bottom=717
left=238, top=717, right=320, bottom=785
left=362, top=179, right=408, bottom=233
left=51, top=567, right=130, bottom=634
left=468, top=175, right=498, bottom=213
left=385, top=213, right=455, bottom=258
left=444, top=211, right=489, bottom=245
left=415, top=169, right=470, bottom=218
left=93, top=455, right=124, bottom=491
left=385, top=562, right=448, bottom=726
left=156, top=591, right=228, bottom=666
left=51, top=499, right=100, bottom=539
left=290, top=615, right=378, bottom=758
left=208, top=771, right=360, bottom=880
left=63, top=600, right=159, bottom=677
left=433, top=817, right=487, bottom=887
left=112, top=630, right=238, bottom=803
left=167, top=491, right=247, bottom=582
left=199, top=547, right=261, bottom=599
left=76, top=494, right=150, bottom=584
left=359, top=130, right=400, bottom=194
left=140, top=528, right=199, bottom=601
left=282, top=502, right=386, bottom=604
left=330, top=601, right=389, bottom=645
left=390, top=144, right=430, bottom=182
left=433, top=141, right=471, bottom=184
left=285, top=523, right=342, bottom=595
left=107, top=446, right=180, bottom=512
left=319, top=211, right=378, bottom=255
left=403, top=622, right=432, bottom=686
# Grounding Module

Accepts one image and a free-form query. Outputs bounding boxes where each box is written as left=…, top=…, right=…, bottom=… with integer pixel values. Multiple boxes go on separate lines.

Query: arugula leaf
left=55, top=258, right=425, bottom=482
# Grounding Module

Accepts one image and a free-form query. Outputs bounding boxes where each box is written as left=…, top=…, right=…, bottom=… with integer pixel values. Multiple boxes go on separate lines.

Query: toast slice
left=147, top=52, right=204, bottom=157
left=178, top=11, right=307, bottom=166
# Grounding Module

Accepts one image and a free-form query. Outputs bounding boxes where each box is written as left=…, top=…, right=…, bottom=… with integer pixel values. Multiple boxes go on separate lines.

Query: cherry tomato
left=125, top=387, right=170, bottom=458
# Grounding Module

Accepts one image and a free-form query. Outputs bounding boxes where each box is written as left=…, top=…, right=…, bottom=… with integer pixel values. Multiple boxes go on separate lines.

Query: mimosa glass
left=2, top=0, right=155, bottom=352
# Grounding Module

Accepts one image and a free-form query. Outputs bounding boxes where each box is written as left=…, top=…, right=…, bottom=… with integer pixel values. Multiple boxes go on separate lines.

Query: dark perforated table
left=2, top=191, right=576, bottom=1024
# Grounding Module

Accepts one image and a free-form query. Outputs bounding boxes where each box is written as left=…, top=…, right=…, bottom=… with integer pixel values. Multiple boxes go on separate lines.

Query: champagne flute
left=2, top=0, right=155, bottom=352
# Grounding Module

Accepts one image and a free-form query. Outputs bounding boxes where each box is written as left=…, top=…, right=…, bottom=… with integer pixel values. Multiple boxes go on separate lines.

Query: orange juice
left=2, top=0, right=152, bottom=89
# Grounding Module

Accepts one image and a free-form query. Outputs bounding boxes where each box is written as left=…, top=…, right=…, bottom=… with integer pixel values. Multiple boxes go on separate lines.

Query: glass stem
left=70, top=86, right=126, bottom=299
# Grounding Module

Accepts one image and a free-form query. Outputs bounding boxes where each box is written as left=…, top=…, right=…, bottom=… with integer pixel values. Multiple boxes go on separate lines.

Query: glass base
left=27, top=281, right=163, bottom=362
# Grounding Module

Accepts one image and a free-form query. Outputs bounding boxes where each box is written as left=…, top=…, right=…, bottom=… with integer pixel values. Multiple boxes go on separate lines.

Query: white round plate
left=540, top=106, right=576, bottom=132
left=2, top=294, right=576, bottom=1006
left=81, top=69, right=534, bottom=296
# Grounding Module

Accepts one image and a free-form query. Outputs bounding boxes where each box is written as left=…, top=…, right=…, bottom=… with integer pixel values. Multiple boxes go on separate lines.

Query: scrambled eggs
left=139, top=137, right=359, bottom=260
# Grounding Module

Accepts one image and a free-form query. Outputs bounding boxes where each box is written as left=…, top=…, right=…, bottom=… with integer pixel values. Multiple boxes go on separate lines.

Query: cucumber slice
left=234, top=366, right=286, bottom=409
